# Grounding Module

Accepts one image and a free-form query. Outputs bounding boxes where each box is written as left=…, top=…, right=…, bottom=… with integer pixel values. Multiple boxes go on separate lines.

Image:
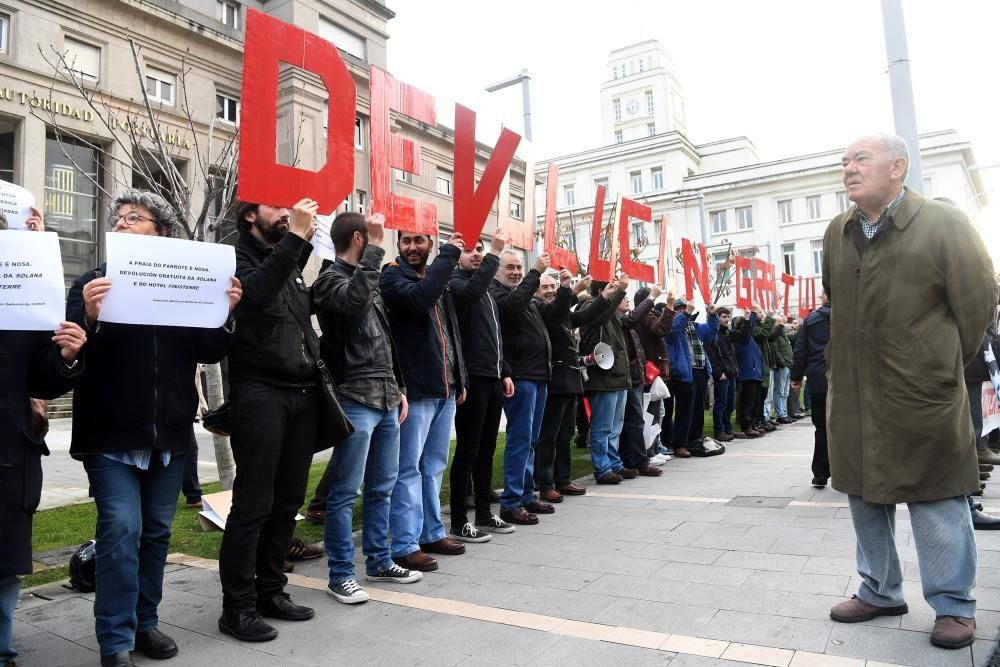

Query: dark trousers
left=575, top=396, right=590, bottom=446
left=739, top=380, right=762, bottom=431
left=219, top=381, right=320, bottom=612
left=689, top=368, right=708, bottom=444
left=787, top=385, right=802, bottom=416
left=535, top=393, right=578, bottom=491
left=667, top=379, right=694, bottom=450
left=810, top=392, right=829, bottom=480
left=753, top=375, right=767, bottom=424
left=619, top=384, right=648, bottom=469
left=452, top=376, right=504, bottom=527
left=182, top=428, right=202, bottom=504
left=712, top=377, right=737, bottom=434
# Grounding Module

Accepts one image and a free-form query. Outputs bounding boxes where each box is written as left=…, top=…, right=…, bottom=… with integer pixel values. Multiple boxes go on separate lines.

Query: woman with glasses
left=65, top=189, right=242, bottom=667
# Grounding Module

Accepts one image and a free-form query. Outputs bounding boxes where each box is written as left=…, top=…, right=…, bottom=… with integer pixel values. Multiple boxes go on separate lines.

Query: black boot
left=134, top=627, right=178, bottom=659
left=257, top=593, right=315, bottom=621
left=100, top=653, right=137, bottom=667
left=218, top=610, right=279, bottom=642
left=969, top=496, right=1000, bottom=530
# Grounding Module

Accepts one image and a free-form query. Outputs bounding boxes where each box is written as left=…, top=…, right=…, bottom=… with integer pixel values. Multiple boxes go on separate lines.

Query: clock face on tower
left=625, top=99, right=640, bottom=115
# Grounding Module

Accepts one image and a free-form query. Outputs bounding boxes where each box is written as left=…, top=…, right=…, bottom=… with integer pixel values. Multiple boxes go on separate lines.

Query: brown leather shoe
left=525, top=500, right=555, bottom=514
left=557, top=483, right=586, bottom=496
left=673, top=447, right=692, bottom=458
left=499, top=506, right=538, bottom=525
left=287, top=537, right=324, bottom=561
left=637, top=465, right=663, bottom=477
left=539, top=489, right=564, bottom=503
left=393, top=550, right=439, bottom=572
left=619, top=468, right=638, bottom=479
left=419, top=537, right=466, bottom=556
left=595, top=473, right=622, bottom=484
left=829, top=595, right=908, bottom=623
left=930, top=616, right=975, bottom=649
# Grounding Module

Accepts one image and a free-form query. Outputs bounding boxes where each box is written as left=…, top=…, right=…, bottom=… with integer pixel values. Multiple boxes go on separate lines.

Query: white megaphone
left=582, top=342, right=614, bottom=370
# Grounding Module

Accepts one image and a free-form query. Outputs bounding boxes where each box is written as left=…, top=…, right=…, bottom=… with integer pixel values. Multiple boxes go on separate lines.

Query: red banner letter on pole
left=780, top=273, right=795, bottom=317
left=454, top=104, right=521, bottom=244
left=735, top=255, right=752, bottom=310
left=541, top=163, right=578, bottom=274
left=681, top=238, right=711, bottom=302
left=616, top=198, right=655, bottom=283
left=238, top=9, right=355, bottom=213
left=658, top=214, right=670, bottom=287
left=369, top=66, right=438, bottom=234
left=588, top=185, right=611, bottom=282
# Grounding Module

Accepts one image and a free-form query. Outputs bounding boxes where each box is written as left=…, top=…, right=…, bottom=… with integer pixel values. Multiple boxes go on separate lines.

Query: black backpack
left=69, top=540, right=96, bottom=592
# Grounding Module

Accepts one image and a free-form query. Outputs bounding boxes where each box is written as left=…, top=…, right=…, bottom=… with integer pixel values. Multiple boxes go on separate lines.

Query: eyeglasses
left=114, top=212, right=156, bottom=227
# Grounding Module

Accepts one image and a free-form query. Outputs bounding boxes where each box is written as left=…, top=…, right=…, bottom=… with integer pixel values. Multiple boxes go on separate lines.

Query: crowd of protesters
left=3, top=132, right=1000, bottom=665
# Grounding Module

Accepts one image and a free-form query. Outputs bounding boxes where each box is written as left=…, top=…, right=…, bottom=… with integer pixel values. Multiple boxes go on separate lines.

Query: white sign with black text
left=0, top=230, right=65, bottom=330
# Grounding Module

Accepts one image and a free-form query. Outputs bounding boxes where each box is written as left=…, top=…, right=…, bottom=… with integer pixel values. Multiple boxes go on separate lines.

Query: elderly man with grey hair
left=66, top=189, right=242, bottom=667
left=824, top=134, right=998, bottom=650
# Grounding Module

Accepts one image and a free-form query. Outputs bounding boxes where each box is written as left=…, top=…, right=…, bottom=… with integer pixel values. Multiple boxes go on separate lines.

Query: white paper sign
left=0, top=230, right=65, bottom=330
left=0, top=180, right=35, bottom=230
left=100, top=233, right=235, bottom=328
left=311, top=214, right=337, bottom=261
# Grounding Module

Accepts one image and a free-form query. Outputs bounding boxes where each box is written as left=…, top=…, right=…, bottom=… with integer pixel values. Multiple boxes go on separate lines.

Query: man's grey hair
left=876, top=133, right=910, bottom=179
left=499, top=249, right=522, bottom=264
left=108, top=188, right=176, bottom=236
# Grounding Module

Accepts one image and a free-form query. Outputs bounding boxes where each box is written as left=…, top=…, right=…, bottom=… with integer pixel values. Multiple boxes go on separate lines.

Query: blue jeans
left=763, top=369, right=775, bottom=420
left=588, top=390, right=626, bottom=478
left=773, top=367, right=790, bottom=418
left=326, top=398, right=401, bottom=583
left=501, top=380, right=548, bottom=510
left=390, top=396, right=455, bottom=557
left=849, top=495, right=976, bottom=617
left=0, top=575, right=19, bottom=660
left=83, top=454, right=184, bottom=655
left=712, top=378, right=737, bottom=433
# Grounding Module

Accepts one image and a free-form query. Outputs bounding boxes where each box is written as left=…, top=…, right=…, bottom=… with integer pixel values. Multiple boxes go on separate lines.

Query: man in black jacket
left=381, top=231, right=468, bottom=572
left=218, top=198, right=320, bottom=643
left=311, top=212, right=423, bottom=605
left=706, top=307, right=739, bottom=442
left=490, top=250, right=572, bottom=525
left=791, top=293, right=830, bottom=487
left=449, top=231, right=516, bottom=539
left=0, top=318, right=84, bottom=665
left=534, top=272, right=599, bottom=502
left=69, top=189, right=240, bottom=665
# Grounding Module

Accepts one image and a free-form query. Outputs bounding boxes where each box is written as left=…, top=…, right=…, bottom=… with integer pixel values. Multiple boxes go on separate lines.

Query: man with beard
left=381, top=231, right=468, bottom=572
left=219, top=199, right=320, bottom=643
left=534, top=271, right=601, bottom=503
left=490, top=250, right=572, bottom=525
left=449, top=232, right=518, bottom=539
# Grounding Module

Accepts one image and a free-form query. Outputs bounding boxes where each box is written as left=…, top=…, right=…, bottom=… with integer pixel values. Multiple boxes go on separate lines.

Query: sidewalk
left=15, top=420, right=998, bottom=666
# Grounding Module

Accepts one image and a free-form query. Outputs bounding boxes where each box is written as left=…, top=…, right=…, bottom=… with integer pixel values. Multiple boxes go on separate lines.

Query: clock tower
left=600, top=40, right=686, bottom=146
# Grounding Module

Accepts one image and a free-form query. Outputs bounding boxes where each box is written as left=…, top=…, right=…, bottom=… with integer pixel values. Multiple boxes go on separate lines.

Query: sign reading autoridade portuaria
left=99, top=233, right=235, bottom=328
left=0, top=230, right=65, bottom=330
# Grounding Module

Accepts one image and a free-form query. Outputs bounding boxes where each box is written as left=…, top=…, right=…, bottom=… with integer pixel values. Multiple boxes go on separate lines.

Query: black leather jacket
left=450, top=254, right=510, bottom=380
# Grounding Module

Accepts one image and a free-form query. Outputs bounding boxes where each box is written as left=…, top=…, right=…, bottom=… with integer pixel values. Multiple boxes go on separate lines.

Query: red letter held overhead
left=658, top=214, right=670, bottom=287
left=588, top=185, right=611, bottom=282
left=681, top=237, right=711, bottom=303
left=780, top=272, right=796, bottom=317
left=453, top=104, right=521, bottom=244
left=238, top=9, right=355, bottom=213
left=616, top=198, right=655, bottom=284
left=734, top=255, right=752, bottom=309
left=540, top=164, right=578, bottom=275
left=369, top=66, right=438, bottom=234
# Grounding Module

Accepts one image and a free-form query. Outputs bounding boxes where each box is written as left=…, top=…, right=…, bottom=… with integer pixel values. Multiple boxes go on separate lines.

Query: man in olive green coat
left=823, top=133, right=998, bottom=650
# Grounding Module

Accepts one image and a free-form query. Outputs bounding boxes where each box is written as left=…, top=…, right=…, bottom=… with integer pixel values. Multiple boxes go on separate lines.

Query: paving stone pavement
left=15, top=419, right=1000, bottom=666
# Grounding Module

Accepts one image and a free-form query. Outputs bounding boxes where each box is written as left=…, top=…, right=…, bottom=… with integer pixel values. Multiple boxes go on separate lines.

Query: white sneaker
left=451, top=522, right=492, bottom=543
left=327, top=579, right=370, bottom=604
left=365, top=563, right=422, bottom=584
left=475, top=515, right=515, bottom=534
left=650, top=454, right=672, bottom=465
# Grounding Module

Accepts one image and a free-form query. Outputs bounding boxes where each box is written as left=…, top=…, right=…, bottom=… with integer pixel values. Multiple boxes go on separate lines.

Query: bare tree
left=35, top=39, right=242, bottom=488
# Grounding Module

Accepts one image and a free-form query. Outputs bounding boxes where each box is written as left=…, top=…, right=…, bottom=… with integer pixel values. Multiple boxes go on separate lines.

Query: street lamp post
left=485, top=68, right=532, bottom=142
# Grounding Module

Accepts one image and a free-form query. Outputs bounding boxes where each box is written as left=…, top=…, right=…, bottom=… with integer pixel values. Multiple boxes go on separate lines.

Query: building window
left=777, top=199, right=793, bottom=224
left=835, top=191, right=850, bottom=212
left=216, top=93, right=239, bottom=124
left=614, top=130, right=623, bottom=144
left=63, top=37, right=100, bottom=82
left=631, top=221, right=648, bottom=245
left=806, top=195, right=822, bottom=220
left=645, top=90, right=654, bottom=115
left=509, top=195, right=523, bottom=220
left=782, top=243, right=796, bottom=275
left=0, top=14, right=9, bottom=54
left=638, top=59, right=644, bottom=73
left=612, top=98, right=622, bottom=123
left=647, top=123, right=655, bottom=137
left=594, top=177, right=609, bottom=197
left=435, top=168, right=452, bottom=196
left=393, top=168, right=411, bottom=183
left=630, top=170, right=643, bottom=194
left=145, top=68, right=175, bottom=105
left=354, top=117, right=363, bottom=149
left=737, top=248, right=754, bottom=279
left=736, top=205, right=753, bottom=230
left=44, top=133, right=102, bottom=288
left=563, top=184, right=575, bottom=207
left=612, top=65, right=619, bottom=79
left=651, top=167, right=663, bottom=190
left=811, top=240, right=823, bottom=275
left=355, top=190, right=366, bottom=214
left=217, top=0, right=239, bottom=29
left=713, top=251, right=729, bottom=275
left=710, top=210, right=727, bottom=235
left=318, top=16, right=366, bottom=61
left=0, top=119, right=13, bottom=183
